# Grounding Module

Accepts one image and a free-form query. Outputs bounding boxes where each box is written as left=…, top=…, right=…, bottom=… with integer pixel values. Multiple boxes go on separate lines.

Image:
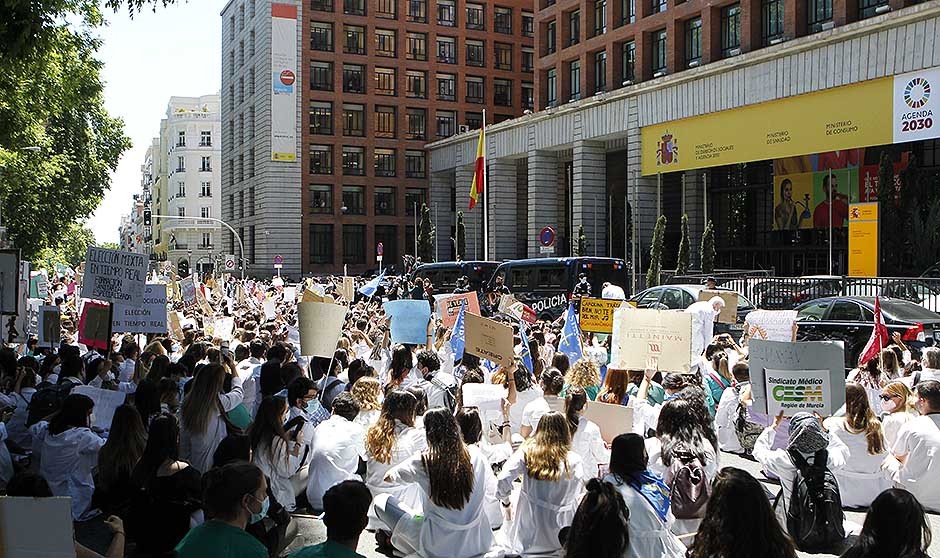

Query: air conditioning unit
left=653, top=71, right=666, bottom=78
left=875, top=4, right=891, bottom=13
left=727, top=48, right=741, bottom=56
left=457, top=124, right=470, bottom=133
left=687, top=60, right=700, bottom=68
left=821, top=21, right=835, bottom=30
left=622, top=79, right=634, bottom=86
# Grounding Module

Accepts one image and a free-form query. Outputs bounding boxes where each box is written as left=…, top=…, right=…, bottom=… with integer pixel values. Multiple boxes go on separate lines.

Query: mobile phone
left=221, top=341, right=230, bottom=357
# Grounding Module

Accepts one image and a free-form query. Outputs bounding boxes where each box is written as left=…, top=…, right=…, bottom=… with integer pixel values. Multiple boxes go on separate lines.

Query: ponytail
left=565, top=387, right=587, bottom=435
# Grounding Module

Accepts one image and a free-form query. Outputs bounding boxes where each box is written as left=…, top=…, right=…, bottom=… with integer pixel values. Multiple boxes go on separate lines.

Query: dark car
left=628, top=284, right=755, bottom=335
left=795, top=296, right=940, bottom=369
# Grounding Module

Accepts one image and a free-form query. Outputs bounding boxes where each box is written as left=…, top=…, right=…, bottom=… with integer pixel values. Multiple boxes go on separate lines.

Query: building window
left=594, top=0, right=607, bottom=35
left=200, top=207, right=211, bottom=219
left=761, top=0, right=784, bottom=45
left=247, top=147, right=255, bottom=177
left=407, top=32, right=427, bottom=61
left=343, top=0, right=365, bottom=16
left=309, top=101, right=333, bottom=135
left=495, top=43, right=512, bottom=70
left=466, top=112, right=483, bottom=129
left=437, top=36, right=456, bottom=64
left=568, top=10, right=580, bottom=46
left=522, top=82, right=534, bottom=110
left=249, top=31, right=256, bottom=56
left=309, top=144, right=333, bottom=174
left=310, top=61, right=333, bottom=90
left=546, top=68, right=557, bottom=107
left=436, top=73, right=456, bottom=101
left=685, top=17, right=702, bottom=66
left=201, top=181, right=211, bottom=197
left=248, top=68, right=255, bottom=95
left=375, top=67, right=396, bottom=95
left=619, top=0, right=635, bottom=24
left=344, top=25, right=365, bottom=54
left=311, top=22, right=333, bottom=51
left=375, top=187, right=395, bottom=215
left=311, top=0, right=333, bottom=11
left=342, top=186, right=365, bottom=215
left=859, top=0, right=887, bottom=19
left=568, top=60, right=581, bottom=101
left=375, top=105, right=397, bottom=138
left=651, top=29, right=666, bottom=75
left=375, top=29, right=396, bottom=57
left=342, top=146, right=365, bottom=175
left=494, top=78, right=512, bottom=106
left=406, top=150, right=426, bottom=178
left=495, top=7, right=513, bottom=33
left=309, top=224, right=333, bottom=265
left=200, top=131, right=212, bottom=147
left=438, top=0, right=456, bottom=26
left=408, top=0, right=428, bottom=22
left=594, top=50, right=607, bottom=92
left=406, top=70, right=427, bottom=98
left=201, top=233, right=212, bottom=248
left=436, top=110, right=456, bottom=138
left=721, top=4, right=741, bottom=57
left=621, top=40, right=635, bottom=84
left=343, top=64, right=365, bottom=94
left=200, top=156, right=212, bottom=172
left=466, top=3, right=485, bottom=29
left=177, top=207, right=185, bottom=217
left=522, top=12, right=534, bottom=36
left=377, top=0, right=396, bottom=18
left=248, top=226, right=256, bottom=264
left=406, top=189, right=426, bottom=216
left=522, top=47, right=534, bottom=72
left=177, top=131, right=185, bottom=147
left=343, top=225, right=366, bottom=264
left=342, top=103, right=365, bottom=136
left=652, top=0, right=666, bottom=14
left=466, top=76, right=485, bottom=104
left=248, top=187, right=255, bottom=215
left=374, top=148, right=396, bottom=177
left=309, top=184, right=333, bottom=213
left=466, top=40, right=485, bottom=67
left=407, top=108, right=427, bottom=140
left=807, top=0, right=832, bottom=33
left=176, top=156, right=185, bottom=173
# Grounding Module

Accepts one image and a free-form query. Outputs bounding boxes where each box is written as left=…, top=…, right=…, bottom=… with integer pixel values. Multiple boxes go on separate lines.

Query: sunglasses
left=878, top=393, right=899, bottom=401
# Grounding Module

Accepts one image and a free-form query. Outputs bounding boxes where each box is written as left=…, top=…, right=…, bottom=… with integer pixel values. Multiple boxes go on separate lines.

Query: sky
left=88, top=1, right=227, bottom=243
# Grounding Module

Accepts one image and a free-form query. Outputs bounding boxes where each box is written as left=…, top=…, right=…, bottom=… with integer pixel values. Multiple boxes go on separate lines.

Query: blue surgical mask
left=305, top=398, right=322, bottom=416
left=249, top=495, right=269, bottom=524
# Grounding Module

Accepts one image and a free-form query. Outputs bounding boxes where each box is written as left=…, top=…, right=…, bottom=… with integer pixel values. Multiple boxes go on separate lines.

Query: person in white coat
left=564, top=388, right=609, bottom=480
left=685, top=296, right=724, bottom=373
left=822, top=383, right=892, bottom=508
left=351, top=376, right=383, bottom=429
left=250, top=396, right=307, bottom=512
left=497, top=412, right=585, bottom=558
left=306, top=393, right=366, bottom=512
left=559, top=479, right=631, bottom=557
left=602, top=433, right=686, bottom=558
left=0, top=411, right=14, bottom=490
left=7, top=365, right=38, bottom=447
left=180, top=362, right=244, bottom=473
left=30, top=393, right=106, bottom=520
left=885, top=379, right=940, bottom=512
left=375, top=409, right=496, bottom=558
left=879, top=380, right=917, bottom=449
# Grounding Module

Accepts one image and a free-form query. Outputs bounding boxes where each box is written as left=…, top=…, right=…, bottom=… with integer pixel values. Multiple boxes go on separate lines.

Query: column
left=527, top=150, right=560, bottom=257
left=456, top=166, right=483, bottom=260
left=572, top=140, right=608, bottom=257
left=487, top=158, right=518, bottom=260
left=430, top=172, right=455, bottom=262
left=683, top=171, right=705, bottom=269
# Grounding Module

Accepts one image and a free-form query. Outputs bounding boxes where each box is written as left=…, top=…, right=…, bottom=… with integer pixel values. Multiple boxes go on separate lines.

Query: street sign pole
left=377, top=242, right=384, bottom=274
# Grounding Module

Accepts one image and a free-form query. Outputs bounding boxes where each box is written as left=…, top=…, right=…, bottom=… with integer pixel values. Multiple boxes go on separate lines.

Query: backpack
left=784, top=449, right=845, bottom=551
left=26, top=383, right=74, bottom=427
left=319, top=377, right=344, bottom=413
left=430, top=375, right=458, bottom=412
left=733, top=390, right=764, bottom=454
left=666, top=447, right=712, bottom=520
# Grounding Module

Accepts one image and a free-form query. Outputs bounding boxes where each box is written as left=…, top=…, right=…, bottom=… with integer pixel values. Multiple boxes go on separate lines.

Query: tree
left=646, top=215, right=666, bottom=287
left=455, top=211, right=466, bottom=261
left=575, top=225, right=587, bottom=256
left=98, top=242, right=120, bottom=251
left=676, top=213, right=691, bottom=275
left=701, top=220, right=716, bottom=274
left=31, top=223, right=96, bottom=271
left=417, top=203, right=435, bottom=263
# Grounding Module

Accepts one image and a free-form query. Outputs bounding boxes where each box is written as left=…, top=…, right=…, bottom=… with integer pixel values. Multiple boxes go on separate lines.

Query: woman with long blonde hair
left=563, top=359, right=601, bottom=400
left=497, top=411, right=585, bottom=557
left=179, top=362, right=244, bottom=473
left=352, top=376, right=383, bottom=428
left=880, top=380, right=917, bottom=448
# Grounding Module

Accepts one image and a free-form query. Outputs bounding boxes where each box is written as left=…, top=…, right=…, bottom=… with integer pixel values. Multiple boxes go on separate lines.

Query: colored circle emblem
left=377, top=242, right=384, bottom=256
left=273, top=254, right=284, bottom=265
left=904, top=77, right=931, bottom=109
left=280, top=69, right=295, bottom=86
left=539, top=226, right=556, bottom=247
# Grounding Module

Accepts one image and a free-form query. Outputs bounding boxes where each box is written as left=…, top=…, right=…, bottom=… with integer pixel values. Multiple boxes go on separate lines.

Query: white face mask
left=881, top=398, right=898, bottom=413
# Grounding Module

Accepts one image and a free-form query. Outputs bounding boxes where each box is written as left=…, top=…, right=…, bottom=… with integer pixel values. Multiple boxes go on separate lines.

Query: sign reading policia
left=641, top=67, right=940, bottom=176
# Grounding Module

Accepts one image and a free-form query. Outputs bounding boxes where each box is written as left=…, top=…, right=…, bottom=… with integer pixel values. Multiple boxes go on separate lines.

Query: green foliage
left=576, top=225, right=586, bottom=256
left=417, top=203, right=435, bottom=263
left=701, top=220, right=716, bottom=274
left=30, top=222, right=96, bottom=271
left=677, top=213, right=690, bottom=274
left=98, top=241, right=119, bottom=251
left=455, top=211, right=466, bottom=261
left=646, top=215, right=666, bottom=287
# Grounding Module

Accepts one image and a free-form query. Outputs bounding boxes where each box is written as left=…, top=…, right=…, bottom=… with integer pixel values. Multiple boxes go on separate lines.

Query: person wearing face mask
left=878, top=381, right=917, bottom=449
left=886, top=380, right=940, bottom=512
left=250, top=396, right=307, bottom=512
left=175, top=461, right=269, bottom=558
left=632, top=366, right=687, bottom=436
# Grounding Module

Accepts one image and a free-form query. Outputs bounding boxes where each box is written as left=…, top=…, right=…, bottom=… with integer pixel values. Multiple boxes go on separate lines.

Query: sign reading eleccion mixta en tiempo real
left=81, top=247, right=148, bottom=306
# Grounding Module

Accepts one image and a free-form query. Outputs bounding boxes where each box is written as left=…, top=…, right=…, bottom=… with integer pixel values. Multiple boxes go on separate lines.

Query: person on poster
left=813, top=173, right=849, bottom=229
left=774, top=179, right=800, bottom=230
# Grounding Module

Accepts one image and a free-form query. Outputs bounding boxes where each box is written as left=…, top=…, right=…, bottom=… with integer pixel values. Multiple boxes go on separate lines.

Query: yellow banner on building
left=848, top=202, right=879, bottom=276
left=578, top=298, right=623, bottom=334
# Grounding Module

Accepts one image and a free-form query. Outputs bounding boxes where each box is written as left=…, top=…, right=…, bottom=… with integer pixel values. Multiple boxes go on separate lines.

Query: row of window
left=227, top=148, right=256, bottom=187
left=229, top=1, right=257, bottom=41
left=171, top=206, right=214, bottom=219
left=310, top=105, right=516, bottom=144
left=228, top=187, right=257, bottom=221
left=308, top=223, right=410, bottom=265
left=171, top=155, right=214, bottom=174
left=168, top=232, right=214, bottom=250
left=228, top=68, right=256, bottom=108
left=308, top=185, right=426, bottom=218
left=174, top=130, right=213, bottom=148
left=228, top=31, right=256, bottom=77
left=310, top=0, right=534, bottom=36
left=308, top=145, right=426, bottom=178
left=227, top=107, right=256, bottom=148
left=171, top=181, right=214, bottom=198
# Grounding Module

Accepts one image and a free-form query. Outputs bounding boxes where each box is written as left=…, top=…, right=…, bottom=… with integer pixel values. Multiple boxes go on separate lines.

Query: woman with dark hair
left=687, top=467, right=797, bottom=558
left=454, top=406, right=509, bottom=530
left=30, top=393, right=105, bottom=520
left=146, top=354, right=171, bottom=382
left=180, top=362, right=244, bottom=473
left=597, top=368, right=633, bottom=406
left=249, top=396, right=305, bottom=512
left=94, top=404, right=147, bottom=515
left=384, top=344, right=413, bottom=393
left=377, top=409, right=495, bottom=557
left=602, top=433, right=685, bottom=557
left=552, top=352, right=570, bottom=376
left=519, top=366, right=562, bottom=439
left=562, top=478, right=630, bottom=558
left=841, top=488, right=932, bottom=558
left=134, top=378, right=162, bottom=427
left=565, top=387, right=609, bottom=479
left=503, top=360, right=541, bottom=435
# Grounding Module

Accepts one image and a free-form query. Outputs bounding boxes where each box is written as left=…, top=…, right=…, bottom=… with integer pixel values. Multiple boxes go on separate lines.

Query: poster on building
left=893, top=67, right=940, bottom=144
left=610, top=308, right=692, bottom=373
left=112, top=284, right=168, bottom=334
left=270, top=4, right=297, bottom=162
left=80, top=247, right=147, bottom=306
left=848, top=202, right=879, bottom=276
left=764, top=368, right=833, bottom=417
left=748, top=339, right=846, bottom=416
left=436, top=292, right=481, bottom=328
left=743, top=310, right=798, bottom=342
left=578, top=298, right=622, bottom=334
left=772, top=168, right=854, bottom=230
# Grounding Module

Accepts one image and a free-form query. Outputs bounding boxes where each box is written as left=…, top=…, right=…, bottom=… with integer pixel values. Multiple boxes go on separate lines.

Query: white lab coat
left=509, top=386, right=544, bottom=434
left=7, top=388, right=35, bottom=447
left=384, top=445, right=496, bottom=558
left=180, top=375, right=244, bottom=473
left=119, top=358, right=136, bottom=383
left=716, top=386, right=745, bottom=453
left=254, top=436, right=305, bottom=511
left=632, top=398, right=662, bottom=436
left=31, top=422, right=106, bottom=521
left=520, top=395, right=564, bottom=434
left=822, top=417, right=891, bottom=508
left=890, top=413, right=940, bottom=512
left=355, top=408, right=381, bottom=429
left=644, top=436, right=719, bottom=537
left=0, top=423, right=14, bottom=488
left=236, top=357, right=263, bottom=418
left=306, top=415, right=366, bottom=510
left=601, top=284, right=626, bottom=300
left=882, top=411, right=916, bottom=450
left=571, top=417, right=609, bottom=479
left=685, top=301, right=717, bottom=365
left=603, top=474, right=686, bottom=558
left=364, top=420, right=428, bottom=522
left=496, top=448, right=585, bottom=557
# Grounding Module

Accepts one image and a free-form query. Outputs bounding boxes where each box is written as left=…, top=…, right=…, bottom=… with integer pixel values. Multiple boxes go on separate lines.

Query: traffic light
left=178, top=259, right=190, bottom=277
left=143, top=208, right=152, bottom=227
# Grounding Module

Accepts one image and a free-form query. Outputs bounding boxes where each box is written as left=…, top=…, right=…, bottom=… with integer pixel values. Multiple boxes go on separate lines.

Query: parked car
left=795, top=296, right=940, bottom=369
left=628, top=284, right=755, bottom=335
left=844, top=280, right=940, bottom=313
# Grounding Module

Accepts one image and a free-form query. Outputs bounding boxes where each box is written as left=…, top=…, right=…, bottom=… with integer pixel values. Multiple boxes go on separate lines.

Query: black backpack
left=26, top=383, right=74, bottom=427
left=430, top=375, right=458, bottom=412
left=784, top=449, right=845, bottom=551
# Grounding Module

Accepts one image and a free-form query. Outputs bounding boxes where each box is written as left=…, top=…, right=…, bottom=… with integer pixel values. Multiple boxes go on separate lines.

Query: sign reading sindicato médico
left=80, top=247, right=148, bottom=306
left=764, top=369, right=832, bottom=417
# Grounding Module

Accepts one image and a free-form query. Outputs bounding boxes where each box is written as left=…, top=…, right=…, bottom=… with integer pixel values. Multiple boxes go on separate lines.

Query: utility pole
left=150, top=215, right=246, bottom=280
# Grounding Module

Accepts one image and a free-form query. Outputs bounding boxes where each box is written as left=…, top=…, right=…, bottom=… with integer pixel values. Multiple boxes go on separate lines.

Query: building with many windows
left=222, top=0, right=534, bottom=276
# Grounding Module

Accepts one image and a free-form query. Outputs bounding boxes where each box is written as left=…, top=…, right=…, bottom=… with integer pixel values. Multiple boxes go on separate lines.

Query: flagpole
left=482, top=109, right=489, bottom=261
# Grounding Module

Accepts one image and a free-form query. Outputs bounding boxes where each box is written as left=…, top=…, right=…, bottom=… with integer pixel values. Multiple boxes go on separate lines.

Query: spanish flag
left=468, top=127, right=484, bottom=210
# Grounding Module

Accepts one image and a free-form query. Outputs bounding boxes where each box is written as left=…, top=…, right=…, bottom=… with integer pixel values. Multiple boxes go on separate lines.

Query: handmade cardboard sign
left=583, top=400, right=635, bottom=443
left=38, top=305, right=61, bottom=346
left=497, top=295, right=537, bottom=324
left=611, top=307, right=692, bottom=373
left=80, top=247, right=147, bottom=306
left=436, top=292, right=481, bottom=328
left=78, top=301, right=111, bottom=351
left=72, top=385, right=127, bottom=430
left=112, top=284, right=168, bottom=334
left=744, top=310, right=798, bottom=342
left=697, top=290, right=739, bottom=323
left=298, top=301, right=347, bottom=357
left=383, top=300, right=432, bottom=345
left=578, top=298, right=622, bottom=334
left=464, top=312, right=514, bottom=366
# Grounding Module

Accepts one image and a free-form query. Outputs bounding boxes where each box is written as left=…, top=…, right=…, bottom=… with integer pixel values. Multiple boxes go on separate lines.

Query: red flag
left=468, top=127, right=484, bottom=210
left=858, top=296, right=890, bottom=366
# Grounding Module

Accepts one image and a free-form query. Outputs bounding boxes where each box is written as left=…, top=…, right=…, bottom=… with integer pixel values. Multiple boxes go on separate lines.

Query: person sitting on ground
left=306, top=392, right=365, bottom=513
left=520, top=366, right=564, bottom=439
left=879, top=380, right=917, bottom=449
left=562, top=358, right=602, bottom=401
left=840, top=488, right=932, bottom=558
left=886, top=380, right=940, bottom=513
left=560, top=478, right=630, bottom=558
left=289, top=480, right=373, bottom=558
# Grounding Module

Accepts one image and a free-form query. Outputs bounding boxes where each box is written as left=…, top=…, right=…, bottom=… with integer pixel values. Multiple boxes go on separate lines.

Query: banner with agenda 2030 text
left=80, top=247, right=147, bottom=306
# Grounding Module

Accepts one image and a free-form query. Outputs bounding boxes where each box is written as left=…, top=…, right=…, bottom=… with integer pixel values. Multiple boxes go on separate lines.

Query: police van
left=411, top=261, right=499, bottom=294
left=486, top=257, right=629, bottom=320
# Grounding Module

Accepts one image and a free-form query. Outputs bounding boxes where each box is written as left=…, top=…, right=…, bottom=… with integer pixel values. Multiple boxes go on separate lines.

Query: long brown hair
left=565, top=387, right=588, bottom=434
left=365, top=390, right=417, bottom=464
left=598, top=368, right=631, bottom=404
left=249, top=396, right=291, bottom=464
left=98, top=404, right=147, bottom=490
left=523, top=411, right=572, bottom=481
left=845, top=382, right=885, bottom=455
left=422, top=409, right=474, bottom=509
left=180, top=363, right=227, bottom=434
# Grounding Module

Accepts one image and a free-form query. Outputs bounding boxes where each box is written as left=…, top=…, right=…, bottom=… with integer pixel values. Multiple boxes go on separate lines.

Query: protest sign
left=497, top=295, right=537, bottom=324
left=298, top=301, right=347, bottom=357
left=208, top=316, right=235, bottom=341
left=583, top=400, right=635, bottom=444
left=697, top=290, right=739, bottom=323
left=748, top=339, right=846, bottom=416
left=179, top=276, right=196, bottom=308
left=436, top=292, right=481, bottom=328
left=168, top=311, right=184, bottom=340
left=464, top=312, right=514, bottom=366
left=80, top=247, right=147, bottom=306
left=283, top=286, right=297, bottom=303
left=262, top=298, right=276, bottom=321
left=383, top=300, right=432, bottom=345
left=610, top=307, right=692, bottom=373
left=341, top=276, right=356, bottom=302
left=38, top=305, right=60, bottom=346
left=461, top=383, right=505, bottom=412
left=111, top=284, right=168, bottom=334
left=744, top=310, right=798, bottom=342
left=78, top=301, right=111, bottom=351
left=72, top=385, right=127, bottom=430
left=196, top=285, right=214, bottom=315
left=0, top=250, right=19, bottom=315
left=0, top=497, right=75, bottom=558
left=578, top=298, right=622, bottom=334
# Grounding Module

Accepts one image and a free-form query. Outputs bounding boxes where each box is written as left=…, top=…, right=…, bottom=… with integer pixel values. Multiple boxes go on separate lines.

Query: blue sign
left=383, top=300, right=431, bottom=345
left=539, top=226, right=556, bottom=247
